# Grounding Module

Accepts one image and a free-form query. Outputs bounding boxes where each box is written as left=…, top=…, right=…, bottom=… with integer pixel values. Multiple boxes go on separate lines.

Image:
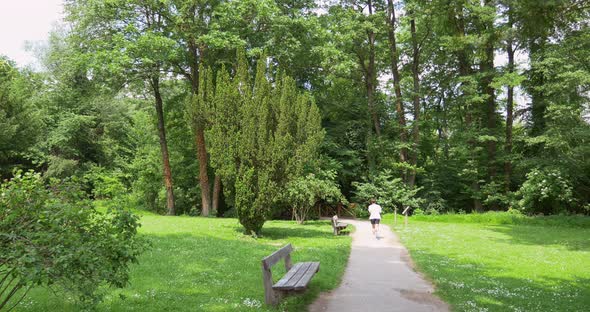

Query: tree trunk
left=196, top=127, right=211, bottom=216
left=473, top=182, right=484, bottom=212
left=482, top=0, right=497, bottom=181
left=187, top=43, right=212, bottom=217
left=504, top=11, right=515, bottom=193
left=450, top=2, right=483, bottom=212
left=386, top=0, right=408, bottom=164
left=212, top=175, right=221, bottom=216
left=152, top=77, right=175, bottom=216
left=367, top=74, right=380, bottom=137
left=366, top=0, right=381, bottom=137
left=407, top=15, right=422, bottom=188
left=529, top=38, right=547, bottom=136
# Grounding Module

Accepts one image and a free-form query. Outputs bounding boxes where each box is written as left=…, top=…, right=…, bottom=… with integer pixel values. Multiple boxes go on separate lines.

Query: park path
left=308, top=219, right=449, bottom=312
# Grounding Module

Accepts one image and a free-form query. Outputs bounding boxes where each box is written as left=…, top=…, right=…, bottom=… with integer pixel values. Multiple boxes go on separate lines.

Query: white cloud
left=0, top=0, right=64, bottom=67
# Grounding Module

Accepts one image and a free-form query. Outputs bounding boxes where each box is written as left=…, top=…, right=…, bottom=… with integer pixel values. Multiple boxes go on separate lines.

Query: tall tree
left=386, top=0, right=408, bottom=167
left=151, top=76, right=176, bottom=215
left=448, top=0, right=484, bottom=211
left=332, top=0, right=383, bottom=137
left=480, top=0, right=498, bottom=181
left=170, top=0, right=281, bottom=216
left=365, top=0, right=381, bottom=137
left=518, top=0, right=579, bottom=136
left=168, top=0, right=218, bottom=216
left=65, top=0, right=178, bottom=214
left=502, top=0, right=517, bottom=192
left=406, top=1, right=430, bottom=188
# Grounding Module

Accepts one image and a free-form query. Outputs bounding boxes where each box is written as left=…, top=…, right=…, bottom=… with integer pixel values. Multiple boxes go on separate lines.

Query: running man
left=368, top=199, right=382, bottom=236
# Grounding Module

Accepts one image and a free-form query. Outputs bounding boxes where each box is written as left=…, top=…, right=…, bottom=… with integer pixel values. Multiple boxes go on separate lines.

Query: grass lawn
left=15, top=215, right=352, bottom=311
left=386, top=214, right=590, bottom=312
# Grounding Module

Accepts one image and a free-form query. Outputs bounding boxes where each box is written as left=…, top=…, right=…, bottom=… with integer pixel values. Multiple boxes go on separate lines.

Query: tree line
left=1, top=0, right=589, bottom=228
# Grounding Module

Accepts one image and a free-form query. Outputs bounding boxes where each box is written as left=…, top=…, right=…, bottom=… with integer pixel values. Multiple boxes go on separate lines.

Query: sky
left=0, top=0, right=64, bottom=67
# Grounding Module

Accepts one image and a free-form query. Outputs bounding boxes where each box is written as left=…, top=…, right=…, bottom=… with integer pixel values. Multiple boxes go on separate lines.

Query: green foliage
left=127, top=111, right=165, bottom=213
left=0, top=57, right=43, bottom=177
left=0, top=171, right=146, bottom=309
left=84, top=165, right=129, bottom=209
left=515, top=169, right=576, bottom=215
left=234, top=166, right=266, bottom=236
left=412, top=207, right=440, bottom=216
left=286, top=169, right=344, bottom=224
left=126, top=97, right=200, bottom=215
left=44, top=156, right=79, bottom=179
left=349, top=203, right=369, bottom=219
left=353, top=170, right=423, bottom=213
left=207, top=52, right=325, bottom=234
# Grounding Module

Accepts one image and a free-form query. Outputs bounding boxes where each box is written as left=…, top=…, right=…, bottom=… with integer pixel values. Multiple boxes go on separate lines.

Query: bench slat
left=273, top=262, right=312, bottom=290
left=293, top=262, right=320, bottom=290
left=274, top=262, right=311, bottom=289
left=272, top=262, right=304, bottom=289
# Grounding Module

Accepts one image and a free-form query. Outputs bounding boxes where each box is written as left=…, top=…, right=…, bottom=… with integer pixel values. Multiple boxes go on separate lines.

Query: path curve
left=308, top=220, right=449, bottom=312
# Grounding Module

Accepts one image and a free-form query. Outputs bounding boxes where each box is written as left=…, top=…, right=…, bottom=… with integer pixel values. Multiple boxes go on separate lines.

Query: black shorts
left=370, top=219, right=380, bottom=225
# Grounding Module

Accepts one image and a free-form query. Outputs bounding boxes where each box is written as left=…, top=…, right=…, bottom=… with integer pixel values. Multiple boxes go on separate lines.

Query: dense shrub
left=421, top=190, right=448, bottom=213
left=515, top=169, right=576, bottom=214
left=353, top=170, right=423, bottom=213
left=206, top=54, right=324, bottom=234
left=350, top=203, right=370, bottom=218
left=234, top=167, right=266, bottom=235
left=286, top=170, right=344, bottom=224
left=0, top=171, right=146, bottom=310
left=85, top=166, right=128, bottom=200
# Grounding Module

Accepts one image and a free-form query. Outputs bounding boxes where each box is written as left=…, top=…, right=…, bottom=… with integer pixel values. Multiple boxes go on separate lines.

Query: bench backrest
left=331, top=215, right=339, bottom=228
left=262, top=243, right=293, bottom=271
left=261, top=244, right=294, bottom=305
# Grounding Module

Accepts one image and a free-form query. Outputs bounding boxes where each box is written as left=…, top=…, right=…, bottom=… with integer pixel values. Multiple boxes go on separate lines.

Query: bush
left=426, top=208, right=441, bottom=215
left=516, top=169, right=576, bottom=214
left=413, top=207, right=439, bottom=216
left=423, top=191, right=448, bottom=214
left=352, top=203, right=369, bottom=218
left=353, top=169, right=423, bottom=213
left=0, top=171, right=146, bottom=310
left=285, top=170, right=344, bottom=224
left=84, top=166, right=128, bottom=200
left=235, top=167, right=266, bottom=235
left=222, top=207, right=237, bottom=218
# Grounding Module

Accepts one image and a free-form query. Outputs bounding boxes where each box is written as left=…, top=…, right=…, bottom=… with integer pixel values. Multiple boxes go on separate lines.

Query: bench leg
left=262, top=266, right=279, bottom=305
left=264, top=289, right=278, bottom=306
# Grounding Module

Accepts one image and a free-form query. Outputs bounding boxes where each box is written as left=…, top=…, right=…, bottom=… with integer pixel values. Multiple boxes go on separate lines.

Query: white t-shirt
left=368, top=203, right=382, bottom=220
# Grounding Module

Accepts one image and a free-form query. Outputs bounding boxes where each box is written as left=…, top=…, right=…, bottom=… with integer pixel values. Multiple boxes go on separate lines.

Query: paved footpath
left=308, top=219, right=449, bottom=312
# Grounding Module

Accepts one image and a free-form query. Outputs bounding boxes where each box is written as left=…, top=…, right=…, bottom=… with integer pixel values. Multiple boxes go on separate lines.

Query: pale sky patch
left=0, top=0, right=64, bottom=67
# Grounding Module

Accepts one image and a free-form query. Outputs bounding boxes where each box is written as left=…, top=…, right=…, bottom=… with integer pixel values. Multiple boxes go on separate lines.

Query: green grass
left=15, top=216, right=352, bottom=311
left=390, top=215, right=590, bottom=311
left=408, top=211, right=590, bottom=228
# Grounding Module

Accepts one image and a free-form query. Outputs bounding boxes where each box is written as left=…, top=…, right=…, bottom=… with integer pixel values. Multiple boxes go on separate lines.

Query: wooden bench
left=261, top=244, right=320, bottom=306
left=331, top=215, right=348, bottom=235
